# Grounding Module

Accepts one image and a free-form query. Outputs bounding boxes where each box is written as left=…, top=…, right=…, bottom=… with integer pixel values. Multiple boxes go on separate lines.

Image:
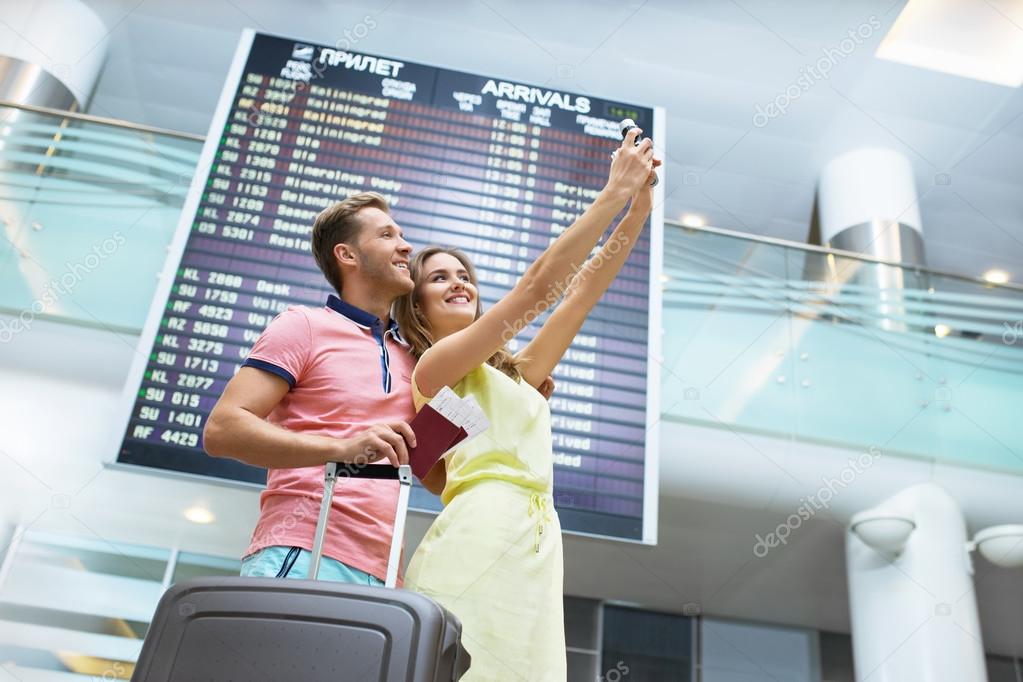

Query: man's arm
left=203, top=367, right=415, bottom=468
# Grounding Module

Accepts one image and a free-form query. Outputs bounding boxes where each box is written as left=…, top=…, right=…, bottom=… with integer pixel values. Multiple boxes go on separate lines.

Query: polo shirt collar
left=325, top=294, right=406, bottom=344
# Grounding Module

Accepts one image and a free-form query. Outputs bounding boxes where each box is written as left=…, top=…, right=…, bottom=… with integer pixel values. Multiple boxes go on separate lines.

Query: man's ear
left=334, top=242, right=358, bottom=268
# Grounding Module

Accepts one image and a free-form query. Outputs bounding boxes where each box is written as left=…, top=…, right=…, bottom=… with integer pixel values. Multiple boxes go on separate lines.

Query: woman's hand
left=607, top=127, right=654, bottom=199
left=628, top=157, right=661, bottom=218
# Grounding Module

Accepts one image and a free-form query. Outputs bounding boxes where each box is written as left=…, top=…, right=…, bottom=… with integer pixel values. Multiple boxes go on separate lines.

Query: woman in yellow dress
left=393, top=128, right=658, bottom=681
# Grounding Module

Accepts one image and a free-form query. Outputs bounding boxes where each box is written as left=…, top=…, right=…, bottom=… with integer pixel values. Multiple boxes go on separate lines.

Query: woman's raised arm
left=516, top=173, right=655, bottom=388
left=413, top=129, right=654, bottom=399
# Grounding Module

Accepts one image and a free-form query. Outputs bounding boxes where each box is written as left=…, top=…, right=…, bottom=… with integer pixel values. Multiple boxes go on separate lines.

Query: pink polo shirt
left=241, top=295, right=416, bottom=582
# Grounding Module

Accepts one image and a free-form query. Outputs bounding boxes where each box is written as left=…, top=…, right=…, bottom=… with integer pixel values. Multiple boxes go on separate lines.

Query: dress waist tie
left=528, top=492, right=554, bottom=554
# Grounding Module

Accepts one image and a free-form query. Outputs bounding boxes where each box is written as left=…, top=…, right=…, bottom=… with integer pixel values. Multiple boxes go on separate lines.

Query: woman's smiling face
left=416, top=251, right=480, bottom=339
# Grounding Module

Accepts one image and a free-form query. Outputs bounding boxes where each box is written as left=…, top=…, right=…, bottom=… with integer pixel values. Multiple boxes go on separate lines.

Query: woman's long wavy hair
left=392, top=246, right=523, bottom=381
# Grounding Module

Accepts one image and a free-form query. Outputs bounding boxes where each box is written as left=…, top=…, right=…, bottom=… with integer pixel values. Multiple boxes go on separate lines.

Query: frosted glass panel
left=3, top=102, right=1022, bottom=477
left=701, top=618, right=818, bottom=682
left=0, top=105, right=200, bottom=332
left=663, top=227, right=1023, bottom=474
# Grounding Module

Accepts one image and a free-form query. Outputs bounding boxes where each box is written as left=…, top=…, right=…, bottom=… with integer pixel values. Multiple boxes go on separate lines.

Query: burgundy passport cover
left=407, top=403, right=467, bottom=479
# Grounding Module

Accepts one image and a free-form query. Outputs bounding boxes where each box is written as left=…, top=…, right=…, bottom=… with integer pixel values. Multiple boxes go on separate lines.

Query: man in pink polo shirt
left=203, top=191, right=417, bottom=585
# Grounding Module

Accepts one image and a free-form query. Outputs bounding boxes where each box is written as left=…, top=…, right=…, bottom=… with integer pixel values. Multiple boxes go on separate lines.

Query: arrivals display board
left=113, top=30, right=663, bottom=542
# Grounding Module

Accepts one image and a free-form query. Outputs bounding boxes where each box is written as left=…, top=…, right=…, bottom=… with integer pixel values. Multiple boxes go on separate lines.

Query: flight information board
left=113, top=30, right=663, bottom=542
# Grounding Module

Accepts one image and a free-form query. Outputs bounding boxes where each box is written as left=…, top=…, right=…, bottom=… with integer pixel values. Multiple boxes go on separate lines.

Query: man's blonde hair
left=311, top=192, right=390, bottom=293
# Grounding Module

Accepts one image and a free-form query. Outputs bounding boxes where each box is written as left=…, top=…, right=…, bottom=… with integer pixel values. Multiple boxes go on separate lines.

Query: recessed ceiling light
left=982, top=269, right=1009, bottom=284
left=680, top=213, right=706, bottom=228
left=934, top=324, right=952, bottom=338
left=184, top=506, right=215, bottom=524
left=876, top=0, right=1023, bottom=87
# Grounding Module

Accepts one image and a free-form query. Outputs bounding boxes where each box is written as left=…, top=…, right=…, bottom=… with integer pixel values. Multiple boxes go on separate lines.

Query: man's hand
left=342, top=422, right=416, bottom=468
left=537, top=375, right=556, bottom=400
left=607, top=127, right=654, bottom=198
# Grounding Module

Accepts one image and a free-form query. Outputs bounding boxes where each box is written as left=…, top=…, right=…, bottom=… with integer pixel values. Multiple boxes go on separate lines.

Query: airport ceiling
left=81, top=0, right=1023, bottom=281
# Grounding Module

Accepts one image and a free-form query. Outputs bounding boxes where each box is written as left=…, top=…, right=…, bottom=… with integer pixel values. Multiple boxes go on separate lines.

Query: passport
left=407, top=387, right=488, bottom=479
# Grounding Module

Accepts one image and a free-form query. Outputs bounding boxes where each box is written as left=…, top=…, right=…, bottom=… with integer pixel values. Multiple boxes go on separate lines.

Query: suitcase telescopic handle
left=310, top=462, right=413, bottom=587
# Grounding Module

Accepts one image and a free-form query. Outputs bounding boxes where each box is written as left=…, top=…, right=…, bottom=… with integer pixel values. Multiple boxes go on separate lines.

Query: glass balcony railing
left=2, top=101, right=1021, bottom=475
left=661, top=224, right=1023, bottom=474
left=0, top=102, right=202, bottom=331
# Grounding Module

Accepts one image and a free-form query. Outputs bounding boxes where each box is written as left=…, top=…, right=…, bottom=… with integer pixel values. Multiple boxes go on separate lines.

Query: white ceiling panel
left=74, top=0, right=1021, bottom=280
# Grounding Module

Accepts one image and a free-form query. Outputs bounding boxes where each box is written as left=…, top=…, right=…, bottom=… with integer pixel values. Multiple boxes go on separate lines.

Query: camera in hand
left=617, top=118, right=658, bottom=187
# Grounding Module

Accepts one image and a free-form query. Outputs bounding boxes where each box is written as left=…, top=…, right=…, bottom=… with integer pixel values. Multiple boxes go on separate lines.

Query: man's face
left=348, top=207, right=414, bottom=297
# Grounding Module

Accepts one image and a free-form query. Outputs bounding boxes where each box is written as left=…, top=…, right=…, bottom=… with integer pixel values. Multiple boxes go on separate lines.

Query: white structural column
left=0, top=0, right=109, bottom=109
left=846, top=483, right=986, bottom=682
left=818, top=148, right=924, bottom=256
left=817, top=148, right=925, bottom=332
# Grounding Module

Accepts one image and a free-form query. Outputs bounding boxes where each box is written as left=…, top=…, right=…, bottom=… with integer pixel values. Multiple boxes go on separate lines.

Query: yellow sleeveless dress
left=405, top=361, right=566, bottom=681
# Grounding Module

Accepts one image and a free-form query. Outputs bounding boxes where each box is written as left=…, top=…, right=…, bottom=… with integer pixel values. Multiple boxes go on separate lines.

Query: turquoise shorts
left=240, top=546, right=384, bottom=586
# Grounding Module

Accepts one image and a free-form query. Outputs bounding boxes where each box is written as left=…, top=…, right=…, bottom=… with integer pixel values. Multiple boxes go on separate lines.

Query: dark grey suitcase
left=132, top=464, right=471, bottom=681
